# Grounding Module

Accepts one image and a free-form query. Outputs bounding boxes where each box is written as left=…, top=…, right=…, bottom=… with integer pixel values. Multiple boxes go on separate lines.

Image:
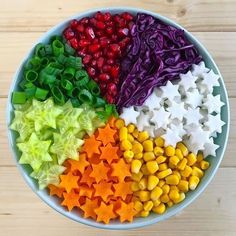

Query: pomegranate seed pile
left=63, top=12, right=134, bottom=104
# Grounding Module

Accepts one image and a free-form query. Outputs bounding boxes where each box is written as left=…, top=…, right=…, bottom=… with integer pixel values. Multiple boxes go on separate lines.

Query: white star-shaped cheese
left=143, top=125, right=156, bottom=137
left=136, top=111, right=152, bottom=131
left=143, top=92, right=163, bottom=111
left=184, top=107, right=203, bottom=126
left=185, top=89, right=203, bottom=109
left=169, top=123, right=187, bottom=138
left=191, top=61, right=210, bottom=77
left=204, top=113, right=225, bottom=134
left=160, top=81, right=181, bottom=102
left=183, top=139, right=200, bottom=155
left=202, top=94, right=225, bottom=114
left=162, top=128, right=182, bottom=147
left=179, top=71, right=197, bottom=92
left=203, top=138, right=219, bottom=157
left=167, top=101, right=187, bottom=121
left=120, top=106, right=139, bottom=125
left=150, top=107, right=170, bottom=129
left=154, top=128, right=166, bottom=137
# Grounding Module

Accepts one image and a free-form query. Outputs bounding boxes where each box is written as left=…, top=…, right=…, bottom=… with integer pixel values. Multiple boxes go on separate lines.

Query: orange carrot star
left=82, top=135, right=102, bottom=158
left=116, top=201, right=135, bottom=223
left=100, top=143, right=119, bottom=164
left=93, top=181, right=113, bottom=202
left=113, top=182, right=132, bottom=200
left=90, top=161, right=110, bottom=183
left=97, top=124, right=116, bottom=145
left=59, top=172, right=80, bottom=193
left=80, top=198, right=99, bottom=220
left=111, top=159, right=131, bottom=181
left=79, top=185, right=94, bottom=198
left=80, top=166, right=95, bottom=187
left=94, top=202, right=116, bottom=224
left=61, top=189, right=80, bottom=211
left=48, top=184, right=65, bottom=198
left=68, top=153, right=89, bottom=174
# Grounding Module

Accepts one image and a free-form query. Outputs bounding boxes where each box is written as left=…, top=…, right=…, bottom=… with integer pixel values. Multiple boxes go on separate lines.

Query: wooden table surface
left=0, top=0, right=236, bottom=235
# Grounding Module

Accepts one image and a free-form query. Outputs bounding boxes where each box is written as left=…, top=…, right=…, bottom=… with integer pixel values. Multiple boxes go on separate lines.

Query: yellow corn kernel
left=127, top=133, right=134, bottom=143
left=124, top=150, right=134, bottom=159
left=154, top=137, right=165, bottom=147
left=119, top=127, right=128, bottom=140
left=165, top=174, right=180, bottom=185
left=153, top=146, right=164, bottom=156
left=157, top=168, right=172, bottom=179
left=132, top=129, right=139, bottom=138
left=186, top=153, right=197, bottom=166
left=132, top=142, right=143, bottom=154
left=170, top=186, right=178, bottom=191
left=168, top=162, right=176, bottom=170
left=175, top=148, right=184, bottom=160
left=158, top=163, right=168, bottom=171
left=200, top=160, right=210, bottom=170
left=131, top=159, right=142, bottom=174
left=156, top=156, right=166, bottom=165
left=143, top=140, right=153, bottom=152
left=197, top=152, right=204, bottom=162
left=176, top=142, right=188, bottom=156
left=152, top=199, right=161, bottom=207
left=134, top=152, right=143, bottom=159
left=150, top=186, right=163, bottom=200
left=134, top=200, right=143, bottom=212
left=131, top=182, right=140, bottom=192
left=147, top=175, right=159, bottom=190
left=169, top=189, right=180, bottom=202
left=178, top=180, right=189, bottom=193
left=160, top=194, right=170, bottom=203
left=162, top=184, right=170, bottom=194
left=146, top=161, right=159, bottom=174
left=158, top=180, right=165, bottom=188
left=144, top=201, right=154, bottom=211
left=177, top=158, right=187, bottom=171
left=180, top=165, right=192, bottom=178
left=137, top=131, right=149, bottom=142
left=132, top=172, right=143, bottom=182
left=167, top=201, right=173, bottom=207
left=152, top=203, right=166, bottom=214
left=191, top=166, right=204, bottom=178
left=140, top=210, right=149, bottom=217
left=189, top=176, right=200, bottom=190
left=115, top=118, right=125, bottom=129
left=139, top=177, right=148, bottom=190
left=124, top=156, right=133, bottom=163
left=165, top=145, right=175, bottom=157
left=137, top=191, right=150, bottom=202
left=143, top=152, right=155, bottom=162
left=169, top=155, right=180, bottom=166
left=172, top=171, right=181, bottom=180
left=127, top=124, right=135, bottom=133
left=141, top=164, right=150, bottom=175
left=121, top=140, right=132, bottom=151
left=173, top=192, right=185, bottom=204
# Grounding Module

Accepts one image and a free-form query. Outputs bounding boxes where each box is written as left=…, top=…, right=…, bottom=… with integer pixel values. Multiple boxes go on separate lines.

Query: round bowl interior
left=6, top=7, right=230, bottom=230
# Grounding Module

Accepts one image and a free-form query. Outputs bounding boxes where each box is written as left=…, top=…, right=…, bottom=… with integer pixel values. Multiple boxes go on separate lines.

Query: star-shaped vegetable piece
left=150, top=107, right=170, bottom=129
left=137, top=111, right=152, bottom=131
left=113, top=182, right=132, bottom=200
left=48, top=184, right=65, bottom=198
left=204, top=113, right=225, bottom=135
left=184, top=107, right=203, bottom=126
left=167, top=101, right=187, bottom=121
left=82, top=135, right=102, bottom=158
left=80, top=166, right=95, bottom=187
left=111, top=159, right=131, bottom=181
left=120, top=106, right=139, bottom=126
left=61, top=189, right=81, bottom=211
left=179, top=71, right=197, bottom=92
left=26, top=98, right=62, bottom=132
left=169, top=123, right=187, bottom=138
left=59, top=172, right=80, bottom=193
left=203, top=94, right=224, bottom=114
left=116, top=201, right=135, bottom=223
left=185, top=89, right=203, bottom=109
left=95, top=202, right=116, bottom=224
left=17, top=132, right=52, bottom=171
left=100, top=143, right=119, bottom=164
left=191, top=61, right=209, bottom=77
left=67, top=153, right=89, bottom=174
left=79, top=185, right=94, bottom=198
left=144, top=125, right=156, bottom=137
left=97, top=124, right=116, bottom=145
left=94, top=181, right=113, bottom=202
left=203, top=138, right=219, bottom=157
left=31, top=162, right=66, bottom=189
left=50, top=132, right=84, bottom=165
left=80, top=198, right=99, bottom=220
left=162, top=128, right=182, bottom=147
left=160, top=81, right=181, bottom=102
left=90, top=161, right=110, bottom=183
left=143, top=91, right=163, bottom=111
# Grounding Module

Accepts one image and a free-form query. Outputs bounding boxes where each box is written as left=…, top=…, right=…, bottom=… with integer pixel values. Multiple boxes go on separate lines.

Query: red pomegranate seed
left=96, top=21, right=106, bottom=29
left=107, top=51, right=115, bottom=59
left=87, top=67, right=96, bottom=77
left=106, top=21, right=115, bottom=27
left=118, top=18, right=126, bottom=28
left=99, top=73, right=110, bottom=82
left=76, top=24, right=84, bottom=33
left=96, top=31, right=104, bottom=37
left=106, top=94, right=114, bottom=104
left=114, top=14, right=121, bottom=23
left=104, top=12, right=112, bottom=21
left=119, top=37, right=130, bottom=48
left=90, top=18, right=97, bottom=26
left=110, top=44, right=121, bottom=53
left=100, top=37, right=110, bottom=47
left=110, top=65, right=120, bottom=78
left=111, top=34, right=118, bottom=42
left=118, top=28, right=129, bottom=37
left=77, top=47, right=87, bottom=57
left=79, top=17, right=89, bottom=25
left=107, top=82, right=117, bottom=96
left=95, top=11, right=104, bottom=21
left=97, top=57, right=105, bottom=68
left=93, top=51, right=102, bottom=59
left=88, top=44, right=101, bottom=53
left=106, top=27, right=114, bottom=35
left=94, top=77, right=99, bottom=83
left=91, top=59, right=97, bottom=67
left=121, top=12, right=134, bottom=21
left=79, top=39, right=90, bottom=47
left=92, top=38, right=99, bottom=44
left=82, top=55, right=92, bottom=65
left=63, top=27, right=75, bottom=40
left=107, top=59, right=114, bottom=65
left=85, top=27, right=95, bottom=39
left=102, top=64, right=111, bottom=72
left=69, top=38, right=79, bottom=49
left=100, top=82, right=107, bottom=93
left=70, top=19, right=79, bottom=29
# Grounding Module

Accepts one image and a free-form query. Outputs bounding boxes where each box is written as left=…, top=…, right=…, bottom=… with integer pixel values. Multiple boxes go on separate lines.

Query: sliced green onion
left=95, top=97, right=106, bottom=108
left=52, top=40, right=64, bottom=56
left=12, top=92, right=26, bottom=104
left=41, top=57, right=49, bottom=67
left=35, top=43, right=45, bottom=57
left=51, top=86, right=65, bottom=105
left=78, top=89, right=93, bottom=104
left=66, top=56, right=82, bottom=69
left=87, top=80, right=100, bottom=96
left=35, top=87, right=49, bottom=100
left=61, top=79, right=73, bottom=91
left=70, top=98, right=81, bottom=107
left=57, top=54, right=67, bottom=65
left=63, top=67, right=76, bottom=79
left=25, top=70, right=38, bottom=82
left=44, top=45, right=53, bottom=55
left=25, top=87, right=36, bottom=98
left=65, top=43, right=75, bottom=55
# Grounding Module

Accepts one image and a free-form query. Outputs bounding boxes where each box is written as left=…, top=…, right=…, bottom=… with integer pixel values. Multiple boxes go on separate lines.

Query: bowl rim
left=6, top=6, right=230, bottom=230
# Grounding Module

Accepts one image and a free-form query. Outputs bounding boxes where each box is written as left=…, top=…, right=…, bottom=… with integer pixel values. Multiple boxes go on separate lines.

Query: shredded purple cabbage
left=116, top=13, right=202, bottom=110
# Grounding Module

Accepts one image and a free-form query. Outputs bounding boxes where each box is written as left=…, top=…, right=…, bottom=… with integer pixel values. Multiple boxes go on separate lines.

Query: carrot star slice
left=97, top=123, right=117, bottom=145
left=48, top=184, right=65, bottom=198
left=82, top=135, right=102, bottom=158
left=108, top=116, right=117, bottom=129
left=113, top=182, right=132, bottom=200
left=99, top=143, right=119, bottom=164
left=116, top=201, right=135, bottom=223
left=61, top=189, right=80, bottom=211
left=111, top=159, right=131, bottom=182
left=79, top=185, right=94, bottom=198
left=80, top=166, right=95, bottom=187
left=94, top=202, right=117, bottom=224
left=59, top=172, right=80, bottom=193
left=93, top=181, right=113, bottom=202
left=80, top=198, right=99, bottom=220
left=90, top=161, right=110, bottom=183
left=68, top=153, right=89, bottom=174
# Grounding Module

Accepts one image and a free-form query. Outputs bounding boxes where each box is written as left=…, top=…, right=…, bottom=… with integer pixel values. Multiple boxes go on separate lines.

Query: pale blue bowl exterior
left=6, top=7, right=230, bottom=230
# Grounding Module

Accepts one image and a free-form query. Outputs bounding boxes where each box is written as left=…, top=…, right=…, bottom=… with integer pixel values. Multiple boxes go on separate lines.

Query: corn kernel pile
left=115, top=118, right=210, bottom=217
